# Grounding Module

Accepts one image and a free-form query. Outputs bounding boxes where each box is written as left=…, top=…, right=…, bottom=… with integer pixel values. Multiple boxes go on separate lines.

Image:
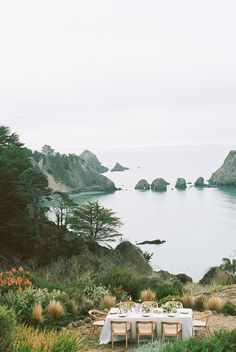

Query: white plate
left=119, top=314, right=127, bottom=317
left=142, top=314, right=151, bottom=317
left=167, top=314, right=175, bottom=317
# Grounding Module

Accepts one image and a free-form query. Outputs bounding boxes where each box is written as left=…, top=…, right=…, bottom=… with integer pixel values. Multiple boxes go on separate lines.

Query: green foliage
left=50, top=333, right=80, bottom=352
left=0, top=125, right=49, bottom=254
left=221, top=301, right=236, bottom=316
left=135, top=330, right=236, bottom=352
left=0, top=304, right=17, bottom=351
left=143, top=250, right=154, bottom=263
left=221, top=257, right=236, bottom=277
left=0, top=287, right=65, bottom=323
left=193, top=295, right=206, bottom=311
left=69, top=201, right=123, bottom=244
left=82, top=285, right=108, bottom=305
left=52, top=192, right=76, bottom=234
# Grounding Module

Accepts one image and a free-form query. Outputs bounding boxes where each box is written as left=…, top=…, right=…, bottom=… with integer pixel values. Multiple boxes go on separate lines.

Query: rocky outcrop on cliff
left=151, top=178, right=169, bottom=192
left=79, top=150, right=109, bottom=173
left=31, top=150, right=116, bottom=193
left=135, top=179, right=150, bottom=190
left=209, top=151, right=236, bottom=186
left=111, top=162, right=129, bottom=172
left=175, top=178, right=187, bottom=190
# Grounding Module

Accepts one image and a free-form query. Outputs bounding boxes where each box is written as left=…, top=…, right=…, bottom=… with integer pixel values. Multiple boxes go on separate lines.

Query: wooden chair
left=165, top=301, right=183, bottom=309
left=140, top=301, right=158, bottom=310
left=88, top=309, right=107, bottom=335
left=111, top=321, right=132, bottom=349
left=161, top=321, right=182, bottom=341
left=136, top=321, right=156, bottom=346
left=193, top=310, right=212, bottom=337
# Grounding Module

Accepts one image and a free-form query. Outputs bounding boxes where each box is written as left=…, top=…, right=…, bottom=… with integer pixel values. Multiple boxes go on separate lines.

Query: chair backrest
left=111, top=321, right=130, bottom=333
left=136, top=320, right=156, bottom=332
left=165, top=301, right=183, bottom=308
left=140, top=301, right=158, bottom=309
left=88, top=309, right=107, bottom=321
left=196, top=310, right=212, bottom=324
left=161, top=321, right=181, bottom=335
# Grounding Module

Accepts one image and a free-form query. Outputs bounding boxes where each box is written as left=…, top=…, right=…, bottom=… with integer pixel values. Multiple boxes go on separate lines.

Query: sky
left=1, top=0, right=236, bottom=153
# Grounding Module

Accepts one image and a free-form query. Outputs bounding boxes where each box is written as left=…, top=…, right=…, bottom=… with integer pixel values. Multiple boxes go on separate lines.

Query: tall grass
left=205, top=296, right=222, bottom=312
left=47, top=300, right=64, bottom=320
left=102, top=294, right=116, bottom=308
left=32, top=303, right=43, bottom=322
left=182, top=294, right=195, bottom=308
left=140, top=288, right=156, bottom=302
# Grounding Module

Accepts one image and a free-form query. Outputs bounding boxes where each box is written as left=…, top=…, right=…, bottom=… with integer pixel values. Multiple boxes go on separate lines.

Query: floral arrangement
left=141, top=303, right=153, bottom=313
left=161, top=302, right=178, bottom=313
left=117, top=302, right=132, bottom=313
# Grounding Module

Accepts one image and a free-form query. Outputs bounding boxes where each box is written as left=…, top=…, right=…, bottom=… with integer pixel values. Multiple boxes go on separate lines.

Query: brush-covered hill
left=29, top=146, right=116, bottom=193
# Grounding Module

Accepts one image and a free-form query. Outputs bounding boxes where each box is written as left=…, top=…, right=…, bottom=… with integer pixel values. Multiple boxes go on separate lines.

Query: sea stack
left=209, top=151, right=236, bottom=186
left=111, top=162, right=129, bottom=172
left=151, top=178, right=169, bottom=192
left=135, top=179, right=150, bottom=190
left=175, top=178, right=187, bottom=190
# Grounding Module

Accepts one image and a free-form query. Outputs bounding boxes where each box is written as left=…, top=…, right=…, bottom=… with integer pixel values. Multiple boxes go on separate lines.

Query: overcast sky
left=1, top=0, right=236, bottom=153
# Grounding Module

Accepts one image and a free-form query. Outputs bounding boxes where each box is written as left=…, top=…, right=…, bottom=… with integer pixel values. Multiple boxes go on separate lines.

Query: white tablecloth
left=99, top=308, right=194, bottom=344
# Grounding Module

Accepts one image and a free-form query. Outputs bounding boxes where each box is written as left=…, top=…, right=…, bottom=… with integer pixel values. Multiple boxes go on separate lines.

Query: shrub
left=47, top=300, right=64, bottom=320
left=140, top=288, right=156, bottom=302
left=159, top=295, right=183, bottom=305
left=205, top=296, right=222, bottom=312
left=0, top=305, right=17, bottom=351
left=193, top=295, right=206, bottom=311
left=83, top=285, right=108, bottom=305
left=0, top=267, right=32, bottom=293
left=182, top=294, right=195, bottom=308
left=32, top=303, right=43, bottom=322
left=102, top=294, right=116, bottom=308
left=11, top=324, right=85, bottom=351
left=221, top=301, right=236, bottom=316
left=64, top=298, right=78, bottom=316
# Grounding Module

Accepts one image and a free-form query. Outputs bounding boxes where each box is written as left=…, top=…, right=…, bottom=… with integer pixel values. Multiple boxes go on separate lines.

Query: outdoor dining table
left=99, top=307, right=194, bottom=344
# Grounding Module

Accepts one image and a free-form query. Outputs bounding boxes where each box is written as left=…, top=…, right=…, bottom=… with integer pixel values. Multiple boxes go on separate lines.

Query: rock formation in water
left=135, top=179, right=150, bottom=190
left=31, top=147, right=116, bottom=193
left=175, top=178, right=187, bottom=190
left=79, top=149, right=109, bottom=173
left=209, top=151, right=236, bottom=186
left=194, top=177, right=205, bottom=188
left=151, top=178, right=169, bottom=192
left=136, top=239, right=166, bottom=245
left=111, top=162, right=129, bottom=172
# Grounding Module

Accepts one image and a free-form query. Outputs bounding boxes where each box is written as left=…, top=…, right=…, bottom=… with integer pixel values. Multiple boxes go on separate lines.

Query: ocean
left=71, top=144, right=236, bottom=281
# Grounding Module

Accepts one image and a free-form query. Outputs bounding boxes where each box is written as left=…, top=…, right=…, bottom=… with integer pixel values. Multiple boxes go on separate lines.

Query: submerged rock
left=209, top=151, right=236, bottom=186
left=135, top=179, right=150, bottom=190
left=111, top=162, right=129, bottom=172
left=175, top=178, right=187, bottom=190
left=79, top=149, right=109, bottom=173
left=151, top=178, right=169, bottom=192
left=194, top=177, right=205, bottom=188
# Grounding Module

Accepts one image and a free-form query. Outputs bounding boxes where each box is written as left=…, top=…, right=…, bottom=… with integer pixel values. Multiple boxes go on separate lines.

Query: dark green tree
left=0, top=125, right=49, bottom=253
left=69, top=201, right=123, bottom=244
left=52, top=192, right=76, bottom=234
left=221, top=257, right=236, bottom=277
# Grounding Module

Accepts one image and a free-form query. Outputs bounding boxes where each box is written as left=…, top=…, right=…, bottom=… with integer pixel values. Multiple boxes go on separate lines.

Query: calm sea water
left=71, top=144, right=236, bottom=281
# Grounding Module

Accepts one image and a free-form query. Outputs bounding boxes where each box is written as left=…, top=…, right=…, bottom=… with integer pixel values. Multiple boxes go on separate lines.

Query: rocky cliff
left=209, top=151, right=236, bottom=186
left=79, top=150, right=109, bottom=173
left=31, top=151, right=116, bottom=193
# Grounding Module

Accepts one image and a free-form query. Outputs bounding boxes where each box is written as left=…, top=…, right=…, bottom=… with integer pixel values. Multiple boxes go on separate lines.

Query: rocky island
left=151, top=178, right=169, bottom=192
left=79, top=149, right=109, bottom=173
left=209, top=151, right=236, bottom=186
left=111, top=162, right=129, bottom=172
left=135, top=179, right=150, bottom=190
left=175, top=178, right=187, bottom=190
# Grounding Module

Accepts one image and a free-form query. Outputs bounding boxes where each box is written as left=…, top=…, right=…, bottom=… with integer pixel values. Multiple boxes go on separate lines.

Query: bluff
left=31, top=150, right=116, bottom=193
left=209, top=151, right=236, bottom=186
left=79, top=149, right=109, bottom=173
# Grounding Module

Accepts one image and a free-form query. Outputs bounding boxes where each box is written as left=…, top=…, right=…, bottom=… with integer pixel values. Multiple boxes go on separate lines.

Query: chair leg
left=206, top=326, right=211, bottom=338
left=126, top=333, right=128, bottom=349
left=112, top=334, right=114, bottom=350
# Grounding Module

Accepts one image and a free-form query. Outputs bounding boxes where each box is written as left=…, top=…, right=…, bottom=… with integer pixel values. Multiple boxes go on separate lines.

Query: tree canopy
left=69, top=201, right=123, bottom=244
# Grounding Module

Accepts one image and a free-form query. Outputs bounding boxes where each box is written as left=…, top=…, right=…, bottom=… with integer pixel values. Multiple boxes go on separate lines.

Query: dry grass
left=102, top=294, right=116, bottom=308
left=182, top=293, right=195, bottom=308
left=32, top=303, right=43, bottom=322
left=140, top=288, right=156, bottom=302
left=205, top=296, right=222, bottom=312
left=47, top=300, right=64, bottom=320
